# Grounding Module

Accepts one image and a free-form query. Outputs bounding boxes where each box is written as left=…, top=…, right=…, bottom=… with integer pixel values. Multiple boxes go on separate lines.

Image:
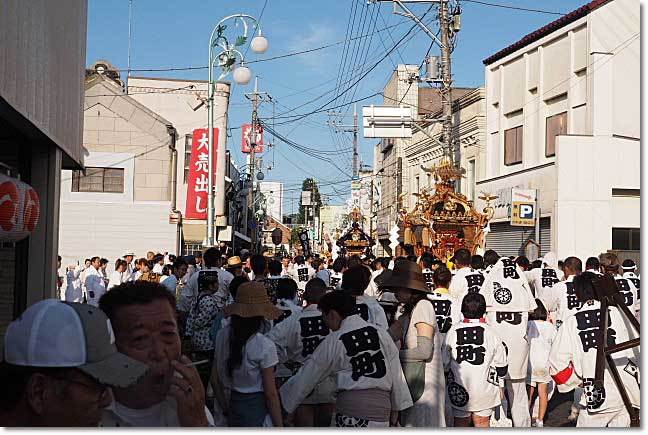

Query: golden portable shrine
left=337, top=208, right=375, bottom=256
left=398, top=158, right=496, bottom=260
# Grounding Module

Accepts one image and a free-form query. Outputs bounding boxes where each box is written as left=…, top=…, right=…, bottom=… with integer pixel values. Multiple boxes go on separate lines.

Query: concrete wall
left=554, top=135, right=640, bottom=261
left=259, top=181, right=284, bottom=222
left=0, top=0, right=86, bottom=166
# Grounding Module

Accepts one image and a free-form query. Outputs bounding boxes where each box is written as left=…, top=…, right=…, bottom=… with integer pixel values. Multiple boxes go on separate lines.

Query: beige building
left=374, top=65, right=419, bottom=254
left=58, top=63, right=178, bottom=266
left=0, top=0, right=87, bottom=343
left=477, top=0, right=639, bottom=262
left=404, top=87, right=484, bottom=209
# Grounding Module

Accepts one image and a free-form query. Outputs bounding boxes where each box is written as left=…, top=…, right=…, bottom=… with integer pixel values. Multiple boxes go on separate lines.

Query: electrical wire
left=461, top=0, right=566, bottom=15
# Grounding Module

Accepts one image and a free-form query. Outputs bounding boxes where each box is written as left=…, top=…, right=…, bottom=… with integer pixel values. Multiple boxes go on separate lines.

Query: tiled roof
left=482, top=0, right=613, bottom=65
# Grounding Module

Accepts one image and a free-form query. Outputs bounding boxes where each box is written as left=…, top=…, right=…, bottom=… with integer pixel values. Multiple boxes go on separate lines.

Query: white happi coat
left=426, top=289, right=461, bottom=343
left=329, top=271, right=343, bottom=290
left=482, top=257, right=537, bottom=379
left=279, top=314, right=413, bottom=414
left=442, top=319, right=508, bottom=413
left=529, top=266, right=564, bottom=301
left=291, top=264, right=315, bottom=292
left=449, top=267, right=486, bottom=304
left=421, top=268, right=435, bottom=293
left=543, top=275, right=582, bottom=329
left=614, top=276, right=640, bottom=318
left=355, top=295, right=389, bottom=330
left=549, top=300, right=640, bottom=413
left=84, top=266, right=107, bottom=307
left=622, top=271, right=640, bottom=320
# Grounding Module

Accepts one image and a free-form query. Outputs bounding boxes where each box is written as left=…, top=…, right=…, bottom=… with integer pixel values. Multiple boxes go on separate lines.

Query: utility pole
left=438, top=0, right=455, bottom=165
left=244, top=77, right=272, bottom=252
left=327, top=103, right=359, bottom=178
left=373, top=0, right=460, bottom=165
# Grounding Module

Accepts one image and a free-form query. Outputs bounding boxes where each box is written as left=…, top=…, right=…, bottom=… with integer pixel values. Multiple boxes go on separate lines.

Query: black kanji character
left=431, top=299, right=451, bottom=316
left=348, top=350, right=387, bottom=380
left=575, top=310, right=601, bottom=331
left=456, top=345, right=486, bottom=365
left=299, top=316, right=329, bottom=337
left=466, top=273, right=485, bottom=293
left=578, top=329, right=600, bottom=353
left=340, top=326, right=381, bottom=356
left=542, top=277, right=559, bottom=288
left=297, top=268, right=310, bottom=282
left=456, top=326, right=484, bottom=345
left=616, top=278, right=630, bottom=292
left=495, top=311, right=522, bottom=325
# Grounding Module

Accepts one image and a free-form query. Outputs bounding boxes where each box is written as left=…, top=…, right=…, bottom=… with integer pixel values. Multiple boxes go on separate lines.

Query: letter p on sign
left=520, top=204, right=534, bottom=219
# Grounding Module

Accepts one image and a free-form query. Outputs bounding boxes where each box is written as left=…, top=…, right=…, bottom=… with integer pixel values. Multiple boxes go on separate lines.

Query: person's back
left=342, top=265, right=388, bottom=330
left=549, top=273, right=639, bottom=426
left=442, top=293, right=507, bottom=427
left=279, top=291, right=412, bottom=427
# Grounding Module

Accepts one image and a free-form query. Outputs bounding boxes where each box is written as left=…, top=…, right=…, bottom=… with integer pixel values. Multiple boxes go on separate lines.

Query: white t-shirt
left=214, top=327, right=279, bottom=393
left=153, top=263, right=165, bottom=275
left=542, top=275, right=581, bottom=328
left=526, top=320, right=556, bottom=383
left=101, top=396, right=216, bottom=427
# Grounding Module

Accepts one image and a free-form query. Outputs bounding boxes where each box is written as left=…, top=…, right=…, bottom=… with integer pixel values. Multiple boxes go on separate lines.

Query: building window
left=183, top=134, right=192, bottom=183
left=612, top=227, right=640, bottom=251
left=545, top=112, right=567, bottom=157
left=504, top=125, right=523, bottom=166
left=72, top=167, right=124, bottom=193
left=415, top=176, right=420, bottom=193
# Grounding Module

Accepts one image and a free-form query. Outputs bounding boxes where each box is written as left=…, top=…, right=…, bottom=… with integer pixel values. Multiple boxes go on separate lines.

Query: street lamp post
left=206, top=14, right=268, bottom=246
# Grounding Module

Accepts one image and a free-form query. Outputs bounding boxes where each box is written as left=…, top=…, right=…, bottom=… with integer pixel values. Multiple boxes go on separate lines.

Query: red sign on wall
left=241, top=123, right=264, bottom=153
left=185, top=128, right=218, bottom=220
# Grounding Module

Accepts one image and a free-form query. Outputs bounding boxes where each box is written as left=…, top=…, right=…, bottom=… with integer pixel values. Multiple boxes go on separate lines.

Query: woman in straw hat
left=212, top=281, right=283, bottom=427
left=381, top=259, right=447, bottom=427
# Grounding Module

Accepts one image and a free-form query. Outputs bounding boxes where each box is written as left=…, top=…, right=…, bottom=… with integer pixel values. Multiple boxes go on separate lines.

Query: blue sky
left=86, top=0, right=588, bottom=212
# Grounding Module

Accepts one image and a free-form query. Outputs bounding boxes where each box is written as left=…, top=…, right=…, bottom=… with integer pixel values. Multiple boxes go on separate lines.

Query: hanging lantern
left=0, top=173, right=40, bottom=242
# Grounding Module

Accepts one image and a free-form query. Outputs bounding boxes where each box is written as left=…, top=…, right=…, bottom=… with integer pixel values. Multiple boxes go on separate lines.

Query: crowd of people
left=2, top=246, right=640, bottom=427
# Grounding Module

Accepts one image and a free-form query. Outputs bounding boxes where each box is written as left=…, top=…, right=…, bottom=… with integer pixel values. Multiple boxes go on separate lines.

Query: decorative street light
left=206, top=14, right=268, bottom=247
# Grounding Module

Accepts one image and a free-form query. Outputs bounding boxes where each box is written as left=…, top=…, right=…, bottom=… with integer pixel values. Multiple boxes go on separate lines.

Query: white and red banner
left=241, top=123, right=264, bottom=153
left=0, top=173, right=40, bottom=242
left=185, top=128, right=218, bottom=220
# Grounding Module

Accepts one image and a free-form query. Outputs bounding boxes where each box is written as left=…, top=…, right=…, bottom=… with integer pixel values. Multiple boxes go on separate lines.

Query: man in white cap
left=0, top=299, right=149, bottom=426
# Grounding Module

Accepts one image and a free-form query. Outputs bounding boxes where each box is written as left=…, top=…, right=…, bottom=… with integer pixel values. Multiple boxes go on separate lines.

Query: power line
left=105, top=18, right=410, bottom=74
left=461, top=0, right=566, bottom=15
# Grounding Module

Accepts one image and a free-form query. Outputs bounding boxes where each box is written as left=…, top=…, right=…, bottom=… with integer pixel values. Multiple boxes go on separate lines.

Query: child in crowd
left=526, top=299, right=556, bottom=427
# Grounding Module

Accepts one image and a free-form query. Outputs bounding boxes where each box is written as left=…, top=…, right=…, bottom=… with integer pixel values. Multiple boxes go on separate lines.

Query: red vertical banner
left=241, top=123, right=264, bottom=153
left=185, top=128, right=218, bottom=220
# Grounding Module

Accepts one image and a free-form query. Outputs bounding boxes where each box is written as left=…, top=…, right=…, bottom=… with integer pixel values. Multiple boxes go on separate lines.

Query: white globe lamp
left=250, top=34, right=269, bottom=54
left=233, top=64, right=252, bottom=85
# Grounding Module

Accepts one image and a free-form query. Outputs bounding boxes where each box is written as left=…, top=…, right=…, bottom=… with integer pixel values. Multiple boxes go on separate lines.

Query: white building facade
left=476, top=0, right=639, bottom=263
left=259, top=181, right=284, bottom=222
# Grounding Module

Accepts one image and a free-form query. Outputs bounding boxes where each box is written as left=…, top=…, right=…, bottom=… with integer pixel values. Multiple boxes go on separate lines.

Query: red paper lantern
left=0, top=173, right=40, bottom=242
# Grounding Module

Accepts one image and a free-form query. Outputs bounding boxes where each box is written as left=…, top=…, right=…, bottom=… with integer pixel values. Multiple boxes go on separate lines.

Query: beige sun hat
left=224, top=281, right=282, bottom=320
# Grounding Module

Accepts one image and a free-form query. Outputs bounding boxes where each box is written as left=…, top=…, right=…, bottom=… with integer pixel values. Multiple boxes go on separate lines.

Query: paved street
left=545, top=391, right=577, bottom=428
